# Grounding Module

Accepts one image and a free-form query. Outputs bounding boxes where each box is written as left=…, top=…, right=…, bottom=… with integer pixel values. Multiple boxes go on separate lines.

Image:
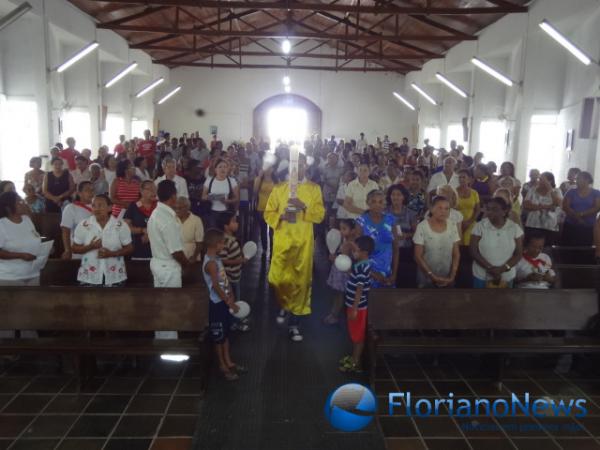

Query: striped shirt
left=218, top=234, right=243, bottom=283
left=344, top=260, right=372, bottom=310
left=112, top=178, right=140, bottom=217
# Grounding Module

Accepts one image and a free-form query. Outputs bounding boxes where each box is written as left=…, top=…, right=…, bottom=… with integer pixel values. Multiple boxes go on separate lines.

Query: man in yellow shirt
left=264, top=153, right=325, bottom=342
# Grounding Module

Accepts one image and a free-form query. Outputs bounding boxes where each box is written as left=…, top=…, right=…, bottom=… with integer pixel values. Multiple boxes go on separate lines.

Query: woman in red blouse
left=110, top=159, right=140, bottom=218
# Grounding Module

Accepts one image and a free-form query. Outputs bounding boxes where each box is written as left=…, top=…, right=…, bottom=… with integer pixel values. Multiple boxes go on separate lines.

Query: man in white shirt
left=148, top=180, right=190, bottom=338
left=427, top=156, right=459, bottom=195
left=357, top=132, right=368, bottom=153
left=72, top=156, right=91, bottom=187
left=154, top=157, right=189, bottom=198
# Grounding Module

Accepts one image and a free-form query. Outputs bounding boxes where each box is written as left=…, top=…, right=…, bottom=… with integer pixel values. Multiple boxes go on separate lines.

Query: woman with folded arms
left=470, top=197, right=523, bottom=288
left=72, top=195, right=133, bottom=287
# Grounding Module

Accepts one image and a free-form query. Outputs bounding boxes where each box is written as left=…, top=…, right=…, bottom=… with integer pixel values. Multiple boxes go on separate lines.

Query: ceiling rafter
left=85, top=0, right=528, bottom=15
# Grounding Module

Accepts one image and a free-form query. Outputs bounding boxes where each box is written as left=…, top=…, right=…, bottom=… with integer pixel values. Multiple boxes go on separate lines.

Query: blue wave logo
left=324, top=383, right=377, bottom=431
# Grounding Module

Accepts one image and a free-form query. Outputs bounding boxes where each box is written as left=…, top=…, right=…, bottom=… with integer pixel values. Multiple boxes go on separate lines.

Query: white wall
left=157, top=47, right=417, bottom=145
left=405, top=0, right=600, bottom=182
left=0, top=0, right=170, bottom=175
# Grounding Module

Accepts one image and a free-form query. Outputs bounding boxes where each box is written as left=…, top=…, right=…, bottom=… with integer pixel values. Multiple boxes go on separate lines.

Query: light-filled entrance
left=267, top=107, right=308, bottom=147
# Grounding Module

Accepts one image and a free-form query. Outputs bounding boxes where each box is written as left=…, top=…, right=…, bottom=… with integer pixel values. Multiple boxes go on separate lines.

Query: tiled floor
left=375, top=352, right=600, bottom=450
left=0, top=355, right=203, bottom=450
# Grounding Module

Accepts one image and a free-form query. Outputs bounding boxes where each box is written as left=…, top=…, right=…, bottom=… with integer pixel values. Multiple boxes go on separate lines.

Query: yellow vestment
left=265, top=181, right=325, bottom=315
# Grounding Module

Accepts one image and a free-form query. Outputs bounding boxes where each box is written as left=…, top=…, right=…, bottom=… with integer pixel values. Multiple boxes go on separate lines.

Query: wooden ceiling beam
left=98, top=6, right=171, bottom=27
left=154, top=61, right=405, bottom=73
left=86, top=0, right=527, bottom=15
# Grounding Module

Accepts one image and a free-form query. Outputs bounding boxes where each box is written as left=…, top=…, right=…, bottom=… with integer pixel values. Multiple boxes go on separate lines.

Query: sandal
left=323, top=314, right=339, bottom=325
left=229, top=364, right=248, bottom=374
left=222, top=370, right=239, bottom=381
left=339, top=358, right=363, bottom=373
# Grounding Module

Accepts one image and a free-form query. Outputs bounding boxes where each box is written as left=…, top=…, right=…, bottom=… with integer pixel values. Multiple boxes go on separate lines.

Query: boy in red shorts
left=339, top=235, right=374, bottom=373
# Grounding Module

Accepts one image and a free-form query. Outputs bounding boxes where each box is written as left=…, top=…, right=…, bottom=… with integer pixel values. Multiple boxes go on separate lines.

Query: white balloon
left=326, top=229, right=342, bottom=254
left=242, top=241, right=257, bottom=260
left=334, top=254, right=352, bottom=272
left=230, top=301, right=251, bottom=319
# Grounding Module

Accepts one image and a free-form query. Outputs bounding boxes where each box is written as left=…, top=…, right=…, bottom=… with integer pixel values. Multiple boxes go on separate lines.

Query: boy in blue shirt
left=203, top=228, right=247, bottom=381
left=339, top=235, right=375, bottom=373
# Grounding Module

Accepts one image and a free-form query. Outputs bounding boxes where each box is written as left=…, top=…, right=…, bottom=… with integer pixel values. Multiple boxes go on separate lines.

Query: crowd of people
left=1, top=129, right=599, bottom=376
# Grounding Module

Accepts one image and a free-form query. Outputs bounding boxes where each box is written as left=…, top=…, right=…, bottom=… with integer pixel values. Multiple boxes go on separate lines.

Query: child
left=323, top=219, right=358, bottom=325
left=515, top=233, right=556, bottom=289
left=339, top=235, right=375, bottom=373
left=203, top=228, right=247, bottom=381
left=216, top=212, right=250, bottom=331
left=23, top=183, right=45, bottom=213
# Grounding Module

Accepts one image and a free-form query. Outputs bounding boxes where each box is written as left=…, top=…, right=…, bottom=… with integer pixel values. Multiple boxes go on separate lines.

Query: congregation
left=1, top=130, right=600, bottom=376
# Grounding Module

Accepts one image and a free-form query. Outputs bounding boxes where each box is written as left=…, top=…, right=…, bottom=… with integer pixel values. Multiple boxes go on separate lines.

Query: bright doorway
left=446, top=123, right=468, bottom=152
left=102, top=114, right=125, bottom=149
left=526, top=114, right=560, bottom=175
left=0, top=97, right=38, bottom=186
left=131, top=119, right=149, bottom=139
left=267, top=107, right=308, bottom=146
left=62, top=110, right=92, bottom=150
left=479, top=120, right=507, bottom=164
left=423, top=126, right=441, bottom=149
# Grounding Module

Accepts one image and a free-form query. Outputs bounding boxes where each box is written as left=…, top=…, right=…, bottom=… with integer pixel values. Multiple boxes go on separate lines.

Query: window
left=131, top=119, right=149, bottom=139
left=446, top=123, right=468, bottom=153
left=0, top=97, right=38, bottom=186
left=479, top=120, right=507, bottom=164
left=62, top=110, right=92, bottom=150
left=526, top=114, right=560, bottom=176
left=101, top=114, right=125, bottom=149
left=423, top=126, right=441, bottom=149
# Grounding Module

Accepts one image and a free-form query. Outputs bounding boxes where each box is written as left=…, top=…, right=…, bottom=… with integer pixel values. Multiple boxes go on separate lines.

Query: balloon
left=230, top=301, right=251, bottom=319
left=326, top=229, right=342, bottom=254
left=242, top=241, right=257, bottom=260
left=334, top=254, right=352, bottom=272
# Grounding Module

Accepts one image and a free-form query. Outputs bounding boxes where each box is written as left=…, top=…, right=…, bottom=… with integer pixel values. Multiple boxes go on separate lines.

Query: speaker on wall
left=462, top=117, right=469, bottom=142
left=579, top=97, right=599, bottom=139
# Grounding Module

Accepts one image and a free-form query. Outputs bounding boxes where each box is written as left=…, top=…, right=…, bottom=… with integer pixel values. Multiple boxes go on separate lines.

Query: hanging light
left=281, top=39, right=292, bottom=54
left=135, top=78, right=164, bottom=98
left=283, top=75, right=291, bottom=86
left=393, top=92, right=416, bottom=111
left=157, top=86, right=182, bottom=105
left=471, top=57, right=514, bottom=87
left=56, top=42, right=99, bottom=73
left=104, top=62, right=138, bottom=88
left=539, top=20, right=592, bottom=66
left=411, top=83, right=438, bottom=106
left=435, top=72, right=468, bottom=98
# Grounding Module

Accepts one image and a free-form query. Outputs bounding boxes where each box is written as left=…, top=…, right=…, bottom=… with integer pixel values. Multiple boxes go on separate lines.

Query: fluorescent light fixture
left=283, top=76, right=290, bottom=86
left=411, top=83, right=438, bottom=106
left=393, top=92, right=416, bottom=111
left=135, top=78, right=164, bottom=98
left=104, top=62, right=138, bottom=88
left=471, top=57, right=514, bottom=87
left=160, top=354, right=189, bottom=363
left=157, top=86, right=181, bottom=105
left=284, top=85, right=291, bottom=93
left=539, top=20, right=592, bottom=66
left=0, top=2, right=32, bottom=32
left=435, top=72, right=468, bottom=98
left=56, top=42, right=99, bottom=73
left=281, top=39, right=291, bottom=54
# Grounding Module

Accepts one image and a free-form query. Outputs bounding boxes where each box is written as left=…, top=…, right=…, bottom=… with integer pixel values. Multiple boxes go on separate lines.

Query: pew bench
left=367, top=289, right=600, bottom=385
left=555, top=264, right=600, bottom=289
left=0, top=286, right=210, bottom=388
left=40, top=259, right=204, bottom=286
left=550, top=245, right=596, bottom=265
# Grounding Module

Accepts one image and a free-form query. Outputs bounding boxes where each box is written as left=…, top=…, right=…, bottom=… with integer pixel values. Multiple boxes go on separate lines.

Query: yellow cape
left=265, top=181, right=325, bottom=315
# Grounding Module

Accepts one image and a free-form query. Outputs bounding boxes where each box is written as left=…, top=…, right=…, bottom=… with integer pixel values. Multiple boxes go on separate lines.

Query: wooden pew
left=550, top=245, right=596, bottom=265
left=554, top=264, right=600, bottom=289
left=0, top=286, right=210, bottom=388
left=31, top=213, right=63, bottom=257
left=367, top=289, right=600, bottom=384
left=40, top=259, right=204, bottom=286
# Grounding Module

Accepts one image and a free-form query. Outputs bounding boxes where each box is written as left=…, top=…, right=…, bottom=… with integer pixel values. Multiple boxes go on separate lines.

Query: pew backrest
left=554, top=264, right=600, bottom=289
left=551, top=245, right=596, bottom=265
left=369, top=288, right=599, bottom=331
left=0, top=287, right=208, bottom=331
left=40, top=260, right=204, bottom=287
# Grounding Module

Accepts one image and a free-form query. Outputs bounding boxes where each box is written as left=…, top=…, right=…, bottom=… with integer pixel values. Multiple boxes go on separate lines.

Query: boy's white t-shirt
left=0, top=216, right=42, bottom=280
left=60, top=203, right=93, bottom=260
left=515, top=252, right=555, bottom=289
